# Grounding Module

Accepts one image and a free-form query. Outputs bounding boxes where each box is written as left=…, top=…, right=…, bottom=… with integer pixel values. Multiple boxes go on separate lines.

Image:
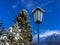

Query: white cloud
left=20, top=0, right=35, bottom=10
left=33, top=30, right=60, bottom=41
left=20, top=0, right=24, bottom=4
left=12, top=1, right=19, bottom=9
left=40, top=0, right=54, bottom=7
left=40, top=30, right=60, bottom=37
left=26, top=3, right=33, bottom=9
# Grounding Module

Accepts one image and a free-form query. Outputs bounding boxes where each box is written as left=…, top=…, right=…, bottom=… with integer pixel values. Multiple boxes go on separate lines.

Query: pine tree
left=16, top=9, right=32, bottom=45
left=0, top=21, right=7, bottom=45
left=0, top=21, right=5, bottom=35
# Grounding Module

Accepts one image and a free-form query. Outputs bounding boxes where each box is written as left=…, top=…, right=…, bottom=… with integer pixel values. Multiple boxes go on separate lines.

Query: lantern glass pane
left=37, top=10, right=41, bottom=21
left=36, top=11, right=38, bottom=21
left=40, top=12, right=43, bottom=22
left=34, top=13, right=36, bottom=22
left=34, top=11, right=37, bottom=22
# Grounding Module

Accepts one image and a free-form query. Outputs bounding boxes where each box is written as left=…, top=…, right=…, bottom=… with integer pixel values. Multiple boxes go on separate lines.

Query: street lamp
left=32, top=7, right=45, bottom=45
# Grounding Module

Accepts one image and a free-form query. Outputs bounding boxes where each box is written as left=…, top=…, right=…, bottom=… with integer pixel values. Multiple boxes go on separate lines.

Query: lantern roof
left=32, top=7, right=45, bottom=14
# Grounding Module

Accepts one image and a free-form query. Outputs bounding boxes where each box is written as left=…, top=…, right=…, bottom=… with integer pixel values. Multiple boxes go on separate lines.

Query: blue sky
left=0, top=0, right=60, bottom=35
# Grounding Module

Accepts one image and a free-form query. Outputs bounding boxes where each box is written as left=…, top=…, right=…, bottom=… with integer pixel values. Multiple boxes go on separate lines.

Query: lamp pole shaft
left=37, top=24, right=40, bottom=45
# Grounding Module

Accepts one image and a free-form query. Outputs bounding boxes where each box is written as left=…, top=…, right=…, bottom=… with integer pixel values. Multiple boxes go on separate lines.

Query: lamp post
left=32, top=7, right=44, bottom=45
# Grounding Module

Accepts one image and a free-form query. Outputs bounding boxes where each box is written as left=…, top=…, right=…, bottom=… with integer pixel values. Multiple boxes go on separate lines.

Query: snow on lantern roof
left=32, top=7, right=45, bottom=14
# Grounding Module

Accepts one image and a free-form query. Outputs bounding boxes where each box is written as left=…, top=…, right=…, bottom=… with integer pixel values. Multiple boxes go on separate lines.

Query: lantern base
left=35, top=21, right=41, bottom=24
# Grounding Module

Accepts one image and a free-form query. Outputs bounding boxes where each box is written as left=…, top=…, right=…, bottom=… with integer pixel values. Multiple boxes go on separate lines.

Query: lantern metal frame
left=32, top=7, right=45, bottom=45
